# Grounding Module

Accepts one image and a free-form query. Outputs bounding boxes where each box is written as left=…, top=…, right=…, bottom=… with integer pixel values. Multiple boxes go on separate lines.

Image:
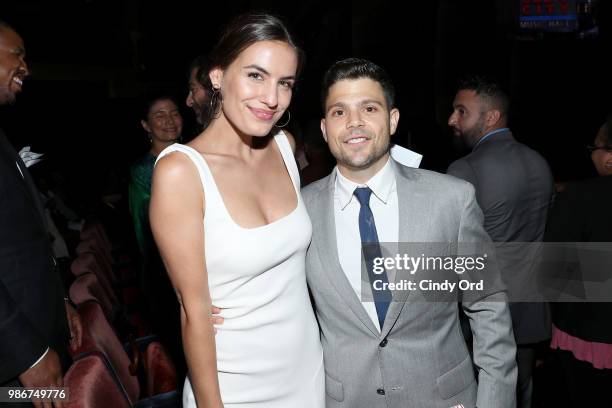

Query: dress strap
left=273, top=130, right=300, bottom=190
left=155, top=144, right=224, bottom=213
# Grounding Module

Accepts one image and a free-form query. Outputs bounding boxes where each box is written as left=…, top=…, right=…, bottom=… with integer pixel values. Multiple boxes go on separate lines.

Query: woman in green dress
left=129, top=94, right=186, bottom=374
left=130, top=95, right=183, bottom=256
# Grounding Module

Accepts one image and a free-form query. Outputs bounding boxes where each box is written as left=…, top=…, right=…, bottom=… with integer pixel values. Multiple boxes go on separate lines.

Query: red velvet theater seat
left=72, top=300, right=140, bottom=404
left=75, top=239, right=116, bottom=283
left=144, top=341, right=178, bottom=397
left=69, top=272, right=116, bottom=322
left=71, top=252, right=118, bottom=306
left=64, top=351, right=131, bottom=408
left=80, top=220, right=113, bottom=256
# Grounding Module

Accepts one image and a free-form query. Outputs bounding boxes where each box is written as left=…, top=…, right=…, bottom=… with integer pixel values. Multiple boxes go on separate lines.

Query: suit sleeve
left=0, top=278, right=48, bottom=383
left=457, top=183, right=518, bottom=408
left=447, top=158, right=478, bottom=186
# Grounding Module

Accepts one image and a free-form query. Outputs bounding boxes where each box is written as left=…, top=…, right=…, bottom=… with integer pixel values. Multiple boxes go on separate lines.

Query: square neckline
left=190, top=131, right=300, bottom=231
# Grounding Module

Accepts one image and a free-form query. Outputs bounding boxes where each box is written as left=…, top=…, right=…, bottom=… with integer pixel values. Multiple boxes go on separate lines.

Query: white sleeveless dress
left=156, top=132, right=324, bottom=408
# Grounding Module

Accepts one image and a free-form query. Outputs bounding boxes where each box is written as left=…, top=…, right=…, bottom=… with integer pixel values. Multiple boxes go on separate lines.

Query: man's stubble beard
left=339, top=140, right=390, bottom=172
left=0, top=86, right=16, bottom=106
left=452, top=118, right=486, bottom=152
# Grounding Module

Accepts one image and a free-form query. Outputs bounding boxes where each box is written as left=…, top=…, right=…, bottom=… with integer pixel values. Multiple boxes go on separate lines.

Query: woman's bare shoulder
left=153, top=152, right=204, bottom=200
left=155, top=150, right=198, bottom=178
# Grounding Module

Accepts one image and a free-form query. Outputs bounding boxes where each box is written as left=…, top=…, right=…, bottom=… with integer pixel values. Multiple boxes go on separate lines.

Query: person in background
left=545, top=116, right=612, bottom=407
left=447, top=75, right=554, bottom=408
left=129, top=94, right=182, bottom=258
left=186, top=55, right=212, bottom=128
left=0, top=19, right=81, bottom=408
left=128, top=94, right=185, bottom=376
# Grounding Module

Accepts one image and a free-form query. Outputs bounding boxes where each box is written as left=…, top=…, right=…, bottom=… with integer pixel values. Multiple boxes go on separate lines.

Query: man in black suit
left=447, top=76, right=554, bottom=408
left=0, top=20, right=79, bottom=407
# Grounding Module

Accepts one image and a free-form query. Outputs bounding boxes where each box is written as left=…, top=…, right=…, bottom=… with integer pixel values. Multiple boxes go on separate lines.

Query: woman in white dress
left=149, top=13, right=324, bottom=408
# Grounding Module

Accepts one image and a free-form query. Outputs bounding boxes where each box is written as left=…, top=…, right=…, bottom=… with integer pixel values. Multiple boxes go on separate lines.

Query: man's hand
left=64, top=302, right=83, bottom=351
left=211, top=305, right=224, bottom=334
left=18, top=348, right=64, bottom=408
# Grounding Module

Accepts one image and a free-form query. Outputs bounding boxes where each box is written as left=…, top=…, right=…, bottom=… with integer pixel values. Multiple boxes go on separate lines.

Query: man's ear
left=389, top=108, right=400, bottom=135
left=320, top=118, right=328, bottom=142
left=209, top=67, right=223, bottom=90
left=486, top=109, right=501, bottom=127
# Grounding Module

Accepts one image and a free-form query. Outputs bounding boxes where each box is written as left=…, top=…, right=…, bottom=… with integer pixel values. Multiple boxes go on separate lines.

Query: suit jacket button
left=379, top=339, right=388, bottom=347
left=376, top=388, right=385, bottom=395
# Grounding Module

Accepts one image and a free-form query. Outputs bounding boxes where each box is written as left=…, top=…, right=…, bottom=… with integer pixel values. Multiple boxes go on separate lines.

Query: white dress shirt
left=334, top=158, right=399, bottom=331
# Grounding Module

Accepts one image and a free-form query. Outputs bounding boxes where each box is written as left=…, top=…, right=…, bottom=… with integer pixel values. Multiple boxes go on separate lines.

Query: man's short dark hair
left=321, top=58, right=395, bottom=112
left=457, top=75, right=510, bottom=119
left=0, top=19, right=14, bottom=31
left=188, top=55, right=212, bottom=89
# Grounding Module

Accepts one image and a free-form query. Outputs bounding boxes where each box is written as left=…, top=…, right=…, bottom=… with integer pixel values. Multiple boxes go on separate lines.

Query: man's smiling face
left=321, top=77, right=399, bottom=181
left=0, top=25, right=28, bottom=106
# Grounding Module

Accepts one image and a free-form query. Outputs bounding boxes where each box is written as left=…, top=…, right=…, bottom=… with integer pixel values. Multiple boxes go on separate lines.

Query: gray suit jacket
left=303, top=160, right=517, bottom=408
left=447, top=130, right=554, bottom=344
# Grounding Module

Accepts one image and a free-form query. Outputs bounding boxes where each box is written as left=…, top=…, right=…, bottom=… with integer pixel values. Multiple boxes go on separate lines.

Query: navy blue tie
left=354, top=187, right=392, bottom=329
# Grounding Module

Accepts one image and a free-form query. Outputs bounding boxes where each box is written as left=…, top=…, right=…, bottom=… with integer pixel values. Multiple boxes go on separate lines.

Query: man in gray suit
left=303, top=58, right=517, bottom=408
left=447, top=76, right=554, bottom=408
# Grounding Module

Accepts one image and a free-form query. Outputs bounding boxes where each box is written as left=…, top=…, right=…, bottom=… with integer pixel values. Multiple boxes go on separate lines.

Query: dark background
left=2, top=0, right=611, bottom=203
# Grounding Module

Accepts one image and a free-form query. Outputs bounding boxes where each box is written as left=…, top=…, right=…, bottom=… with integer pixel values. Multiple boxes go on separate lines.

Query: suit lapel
left=314, top=172, right=379, bottom=337
left=0, top=130, right=48, bottom=231
left=380, top=161, right=432, bottom=338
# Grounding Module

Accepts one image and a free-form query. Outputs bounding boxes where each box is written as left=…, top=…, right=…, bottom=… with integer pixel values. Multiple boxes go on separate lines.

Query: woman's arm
left=150, top=153, right=223, bottom=408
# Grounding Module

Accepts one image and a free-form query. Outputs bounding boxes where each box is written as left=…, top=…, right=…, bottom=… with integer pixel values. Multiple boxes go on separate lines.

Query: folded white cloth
left=390, top=144, right=422, bottom=168
left=19, top=145, right=45, bottom=168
